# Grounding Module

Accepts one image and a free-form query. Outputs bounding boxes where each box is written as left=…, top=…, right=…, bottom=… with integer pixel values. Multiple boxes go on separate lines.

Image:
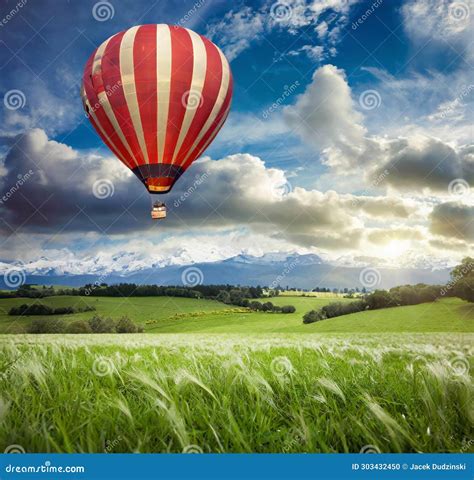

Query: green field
left=0, top=333, right=471, bottom=453
left=0, top=292, right=472, bottom=454
left=1, top=295, right=472, bottom=334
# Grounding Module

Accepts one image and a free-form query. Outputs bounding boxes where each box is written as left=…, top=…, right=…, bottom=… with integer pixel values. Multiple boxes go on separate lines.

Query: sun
left=380, top=240, right=411, bottom=259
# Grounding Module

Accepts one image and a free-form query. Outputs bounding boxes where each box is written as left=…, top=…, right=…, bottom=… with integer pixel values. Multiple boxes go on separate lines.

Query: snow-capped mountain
left=0, top=251, right=453, bottom=290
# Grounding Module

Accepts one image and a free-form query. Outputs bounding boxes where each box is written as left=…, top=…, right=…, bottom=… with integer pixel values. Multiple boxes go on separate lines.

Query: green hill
left=0, top=295, right=472, bottom=334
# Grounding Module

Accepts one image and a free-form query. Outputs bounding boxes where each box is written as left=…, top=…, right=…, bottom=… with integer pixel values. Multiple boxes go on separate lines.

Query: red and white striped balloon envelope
left=81, top=24, right=233, bottom=195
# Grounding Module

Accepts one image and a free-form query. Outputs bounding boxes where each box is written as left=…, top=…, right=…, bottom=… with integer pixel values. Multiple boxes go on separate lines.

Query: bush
left=67, top=320, right=92, bottom=334
left=88, top=315, right=116, bottom=333
left=321, top=300, right=367, bottom=319
left=262, top=302, right=274, bottom=312
left=365, top=290, right=396, bottom=310
left=27, top=318, right=66, bottom=333
left=249, top=301, right=263, bottom=311
left=281, top=305, right=296, bottom=313
left=303, top=310, right=325, bottom=324
left=9, top=303, right=53, bottom=316
left=115, top=316, right=143, bottom=333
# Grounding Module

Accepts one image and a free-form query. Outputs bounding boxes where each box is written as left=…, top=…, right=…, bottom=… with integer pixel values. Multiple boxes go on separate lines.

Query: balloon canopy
left=81, top=24, right=233, bottom=195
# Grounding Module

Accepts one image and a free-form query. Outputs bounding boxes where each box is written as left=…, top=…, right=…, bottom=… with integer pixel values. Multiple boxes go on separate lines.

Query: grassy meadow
left=0, top=333, right=472, bottom=453
left=0, top=292, right=472, bottom=454
left=0, top=294, right=472, bottom=334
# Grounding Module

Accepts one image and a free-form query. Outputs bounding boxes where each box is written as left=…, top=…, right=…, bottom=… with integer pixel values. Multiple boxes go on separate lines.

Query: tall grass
left=0, top=334, right=471, bottom=453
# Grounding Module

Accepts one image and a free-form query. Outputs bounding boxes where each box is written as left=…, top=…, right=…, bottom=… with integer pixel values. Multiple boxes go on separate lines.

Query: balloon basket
left=151, top=202, right=167, bottom=220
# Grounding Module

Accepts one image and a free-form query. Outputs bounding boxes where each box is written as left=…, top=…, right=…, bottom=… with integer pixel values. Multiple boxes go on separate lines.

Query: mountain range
left=0, top=252, right=453, bottom=290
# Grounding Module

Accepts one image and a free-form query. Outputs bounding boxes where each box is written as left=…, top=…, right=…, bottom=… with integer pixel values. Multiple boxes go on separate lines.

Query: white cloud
left=206, top=7, right=265, bottom=61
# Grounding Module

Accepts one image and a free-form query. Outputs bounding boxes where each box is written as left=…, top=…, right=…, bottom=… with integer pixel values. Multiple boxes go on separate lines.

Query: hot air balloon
left=81, top=24, right=233, bottom=219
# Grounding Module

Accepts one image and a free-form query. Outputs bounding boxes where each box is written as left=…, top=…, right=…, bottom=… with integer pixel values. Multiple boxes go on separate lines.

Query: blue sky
left=0, top=0, right=472, bottom=277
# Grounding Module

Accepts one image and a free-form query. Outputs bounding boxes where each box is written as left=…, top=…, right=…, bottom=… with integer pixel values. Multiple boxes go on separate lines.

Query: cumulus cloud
left=1, top=129, right=427, bottom=254
left=429, top=202, right=474, bottom=242
left=285, top=64, right=474, bottom=193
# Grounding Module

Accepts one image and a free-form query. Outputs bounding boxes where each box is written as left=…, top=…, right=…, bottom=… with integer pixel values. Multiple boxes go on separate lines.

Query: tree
left=281, top=305, right=296, bottom=313
left=116, top=316, right=143, bottom=333
left=67, top=320, right=92, bottom=334
left=28, top=318, right=65, bottom=333
left=89, top=315, right=116, bottom=333
left=303, top=310, right=325, bottom=324
left=449, top=257, right=474, bottom=302
left=365, top=290, right=396, bottom=310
